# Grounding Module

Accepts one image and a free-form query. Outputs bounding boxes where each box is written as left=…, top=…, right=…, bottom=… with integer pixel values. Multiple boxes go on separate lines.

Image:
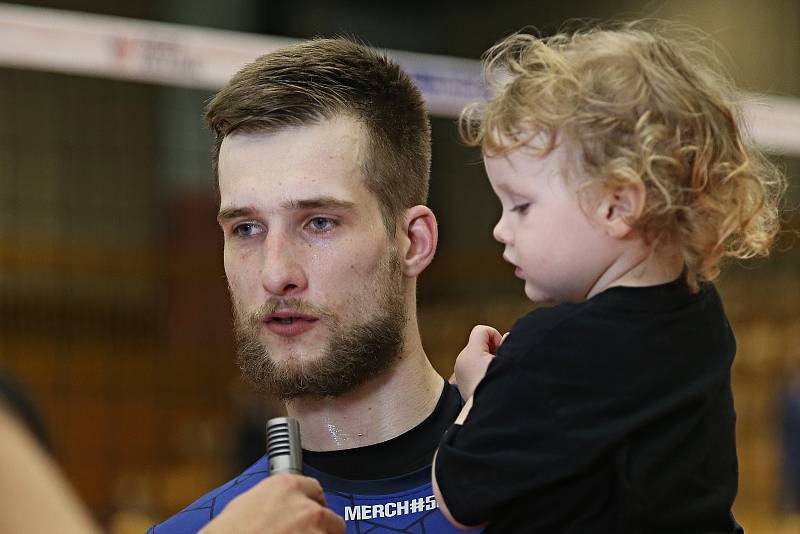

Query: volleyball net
left=1, top=2, right=799, bottom=156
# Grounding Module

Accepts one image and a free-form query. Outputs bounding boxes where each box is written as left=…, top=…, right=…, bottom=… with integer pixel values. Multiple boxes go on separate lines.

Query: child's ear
left=594, top=182, right=646, bottom=239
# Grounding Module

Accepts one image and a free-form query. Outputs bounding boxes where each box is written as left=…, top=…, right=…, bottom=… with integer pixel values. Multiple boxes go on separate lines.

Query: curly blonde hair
left=461, top=22, right=786, bottom=289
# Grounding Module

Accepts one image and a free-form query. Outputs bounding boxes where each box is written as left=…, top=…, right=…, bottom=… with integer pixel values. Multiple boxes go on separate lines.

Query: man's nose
left=260, top=231, right=307, bottom=297
left=493, top=214, right=511, bottom=245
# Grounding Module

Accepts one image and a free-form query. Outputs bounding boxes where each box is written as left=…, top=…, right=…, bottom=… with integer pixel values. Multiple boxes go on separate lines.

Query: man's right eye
left=232, top=222, right=265, bottom=237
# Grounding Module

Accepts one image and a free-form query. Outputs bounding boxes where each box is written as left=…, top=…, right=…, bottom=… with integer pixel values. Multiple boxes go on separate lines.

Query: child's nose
left=493, top=217, right=511, bottom=244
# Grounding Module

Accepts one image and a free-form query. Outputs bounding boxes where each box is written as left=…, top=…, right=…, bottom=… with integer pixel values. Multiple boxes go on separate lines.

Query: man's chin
left=257, top=321, right=332, bottom=349
left=238, top=346, right=397, bottom=400
left=257, top=343, right=328, bottom=367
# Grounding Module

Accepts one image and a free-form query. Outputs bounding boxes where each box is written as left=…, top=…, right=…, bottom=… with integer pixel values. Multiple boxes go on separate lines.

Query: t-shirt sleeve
left=435, top=349, right=579, bottom=526
left=434, top=308, right=625, bottom=527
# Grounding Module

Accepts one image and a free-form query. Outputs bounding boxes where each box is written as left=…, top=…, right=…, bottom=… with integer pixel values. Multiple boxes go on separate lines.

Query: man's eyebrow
left=217, top=197, right=356, bottom=222
left=217, top=206, right=255, bottom=222
left=282, top=197, right=356, bottom=211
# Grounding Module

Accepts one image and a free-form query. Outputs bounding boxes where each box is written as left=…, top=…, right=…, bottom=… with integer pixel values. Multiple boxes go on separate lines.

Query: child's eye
left=307, top=217, right=336, bottom=233
left=511, top=203, right=530, bottom=215
left=233, top=222, right=265, bottom=237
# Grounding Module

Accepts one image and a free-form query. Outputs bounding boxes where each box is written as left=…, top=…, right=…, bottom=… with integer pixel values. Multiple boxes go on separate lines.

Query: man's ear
left=593, top=182, right=646, bottom=239
left=399, top=205, right=438, bottom=277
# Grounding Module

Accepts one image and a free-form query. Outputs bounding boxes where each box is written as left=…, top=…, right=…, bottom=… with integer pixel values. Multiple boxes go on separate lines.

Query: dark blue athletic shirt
left=150, top=381, right=481, bottom=533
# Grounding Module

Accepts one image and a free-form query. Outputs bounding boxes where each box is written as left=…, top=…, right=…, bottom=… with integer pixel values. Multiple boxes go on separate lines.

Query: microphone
left=266, top=416, right=303, bottom=475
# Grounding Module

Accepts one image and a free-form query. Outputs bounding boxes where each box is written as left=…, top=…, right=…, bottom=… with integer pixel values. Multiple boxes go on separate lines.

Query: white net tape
left=1, top=2, right=798, bottom=155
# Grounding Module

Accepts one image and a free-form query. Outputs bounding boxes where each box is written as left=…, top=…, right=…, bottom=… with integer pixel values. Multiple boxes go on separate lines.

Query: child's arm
left=453, top=325, right=504, bottom=400
left=432, top=417, right=485, bottom=530
left=432, top=325, right=503, bottom=529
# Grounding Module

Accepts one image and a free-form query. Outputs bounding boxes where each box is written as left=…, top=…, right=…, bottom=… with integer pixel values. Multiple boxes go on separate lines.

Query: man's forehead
left=219, top=117, right=367, bottom=161
left=215, top=116, right=383, bottom=223
left=221, top=124, right=368, bottom=182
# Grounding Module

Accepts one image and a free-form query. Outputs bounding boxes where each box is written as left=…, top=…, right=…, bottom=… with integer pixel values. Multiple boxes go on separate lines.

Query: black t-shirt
left=305, top=379, right=463, bottom=479
left=435, top=277, right=743, bottom=533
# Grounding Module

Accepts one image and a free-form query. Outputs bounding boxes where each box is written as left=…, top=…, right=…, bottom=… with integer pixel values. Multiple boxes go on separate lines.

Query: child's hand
left=454, top=325, right=505, bottom=401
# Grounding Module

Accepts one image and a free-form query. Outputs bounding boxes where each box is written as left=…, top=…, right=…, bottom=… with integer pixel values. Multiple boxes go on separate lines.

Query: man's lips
left=265, top=310, right=318, bottom=322
left=262, top=311, right=319, bottom=337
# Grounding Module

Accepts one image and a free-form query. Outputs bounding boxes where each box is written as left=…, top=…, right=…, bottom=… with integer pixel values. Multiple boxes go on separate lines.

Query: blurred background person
left=0, top=372, right=102, bottom=534
left=779, top=358, right=800, bottom=512
left=0, top=373, right=343, bottom=534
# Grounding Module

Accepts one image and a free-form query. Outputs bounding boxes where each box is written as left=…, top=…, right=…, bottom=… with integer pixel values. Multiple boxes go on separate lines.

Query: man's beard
left=231, top=254, right=406, bottom=400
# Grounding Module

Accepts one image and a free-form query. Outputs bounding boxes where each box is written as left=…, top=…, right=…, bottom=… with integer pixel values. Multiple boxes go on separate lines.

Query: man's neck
left=285, top=336, right=443, bottom=452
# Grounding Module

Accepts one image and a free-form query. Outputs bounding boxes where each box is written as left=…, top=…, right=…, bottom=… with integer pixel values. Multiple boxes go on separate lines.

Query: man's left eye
left=233, top=222, right=264, bottom=237
left=308, top=217, right=336, bottom=232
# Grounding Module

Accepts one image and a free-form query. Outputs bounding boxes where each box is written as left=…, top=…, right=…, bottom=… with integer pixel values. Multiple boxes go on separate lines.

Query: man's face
left=217, top=116, right=407, bottom=399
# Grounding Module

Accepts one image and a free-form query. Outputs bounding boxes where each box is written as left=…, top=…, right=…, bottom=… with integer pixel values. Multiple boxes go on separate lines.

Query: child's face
left=485, top=142, right=620, bottom=303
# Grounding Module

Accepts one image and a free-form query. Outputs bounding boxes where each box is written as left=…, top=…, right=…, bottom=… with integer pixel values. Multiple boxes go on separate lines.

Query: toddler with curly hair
left=432, top=22, right=786, bottom=533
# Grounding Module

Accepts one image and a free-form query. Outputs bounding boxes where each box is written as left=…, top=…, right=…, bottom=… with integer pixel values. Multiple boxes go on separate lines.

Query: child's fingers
left=487, top=329, right=504, bottom=354
left=468, top=325, right=503, bottom=354
left=468, top=325, right=501, bottom=346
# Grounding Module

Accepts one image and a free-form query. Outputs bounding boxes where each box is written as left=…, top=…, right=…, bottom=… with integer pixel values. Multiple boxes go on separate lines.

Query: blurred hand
left=199, top=474, right=345, bottom=534
left=454, top=325, right=504, bottom=400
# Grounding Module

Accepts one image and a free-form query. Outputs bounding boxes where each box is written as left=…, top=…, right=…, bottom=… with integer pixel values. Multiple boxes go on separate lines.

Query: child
left=432, top=23, right=785, bottom=533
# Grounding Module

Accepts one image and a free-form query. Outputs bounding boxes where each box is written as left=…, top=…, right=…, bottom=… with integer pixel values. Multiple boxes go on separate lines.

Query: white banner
left=0, top=3, right=797, bottom=155
left=0, top=3, right=484, bottom=118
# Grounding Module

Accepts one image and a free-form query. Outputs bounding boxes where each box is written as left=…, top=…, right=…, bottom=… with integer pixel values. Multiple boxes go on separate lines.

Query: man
left=150, top=38, right=476, bottom=533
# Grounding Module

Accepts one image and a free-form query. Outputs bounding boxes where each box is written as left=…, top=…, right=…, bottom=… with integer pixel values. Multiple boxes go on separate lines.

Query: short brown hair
left=461, top=22, right=787, bottom=289
left=206, top=38, right=431, bottom=232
